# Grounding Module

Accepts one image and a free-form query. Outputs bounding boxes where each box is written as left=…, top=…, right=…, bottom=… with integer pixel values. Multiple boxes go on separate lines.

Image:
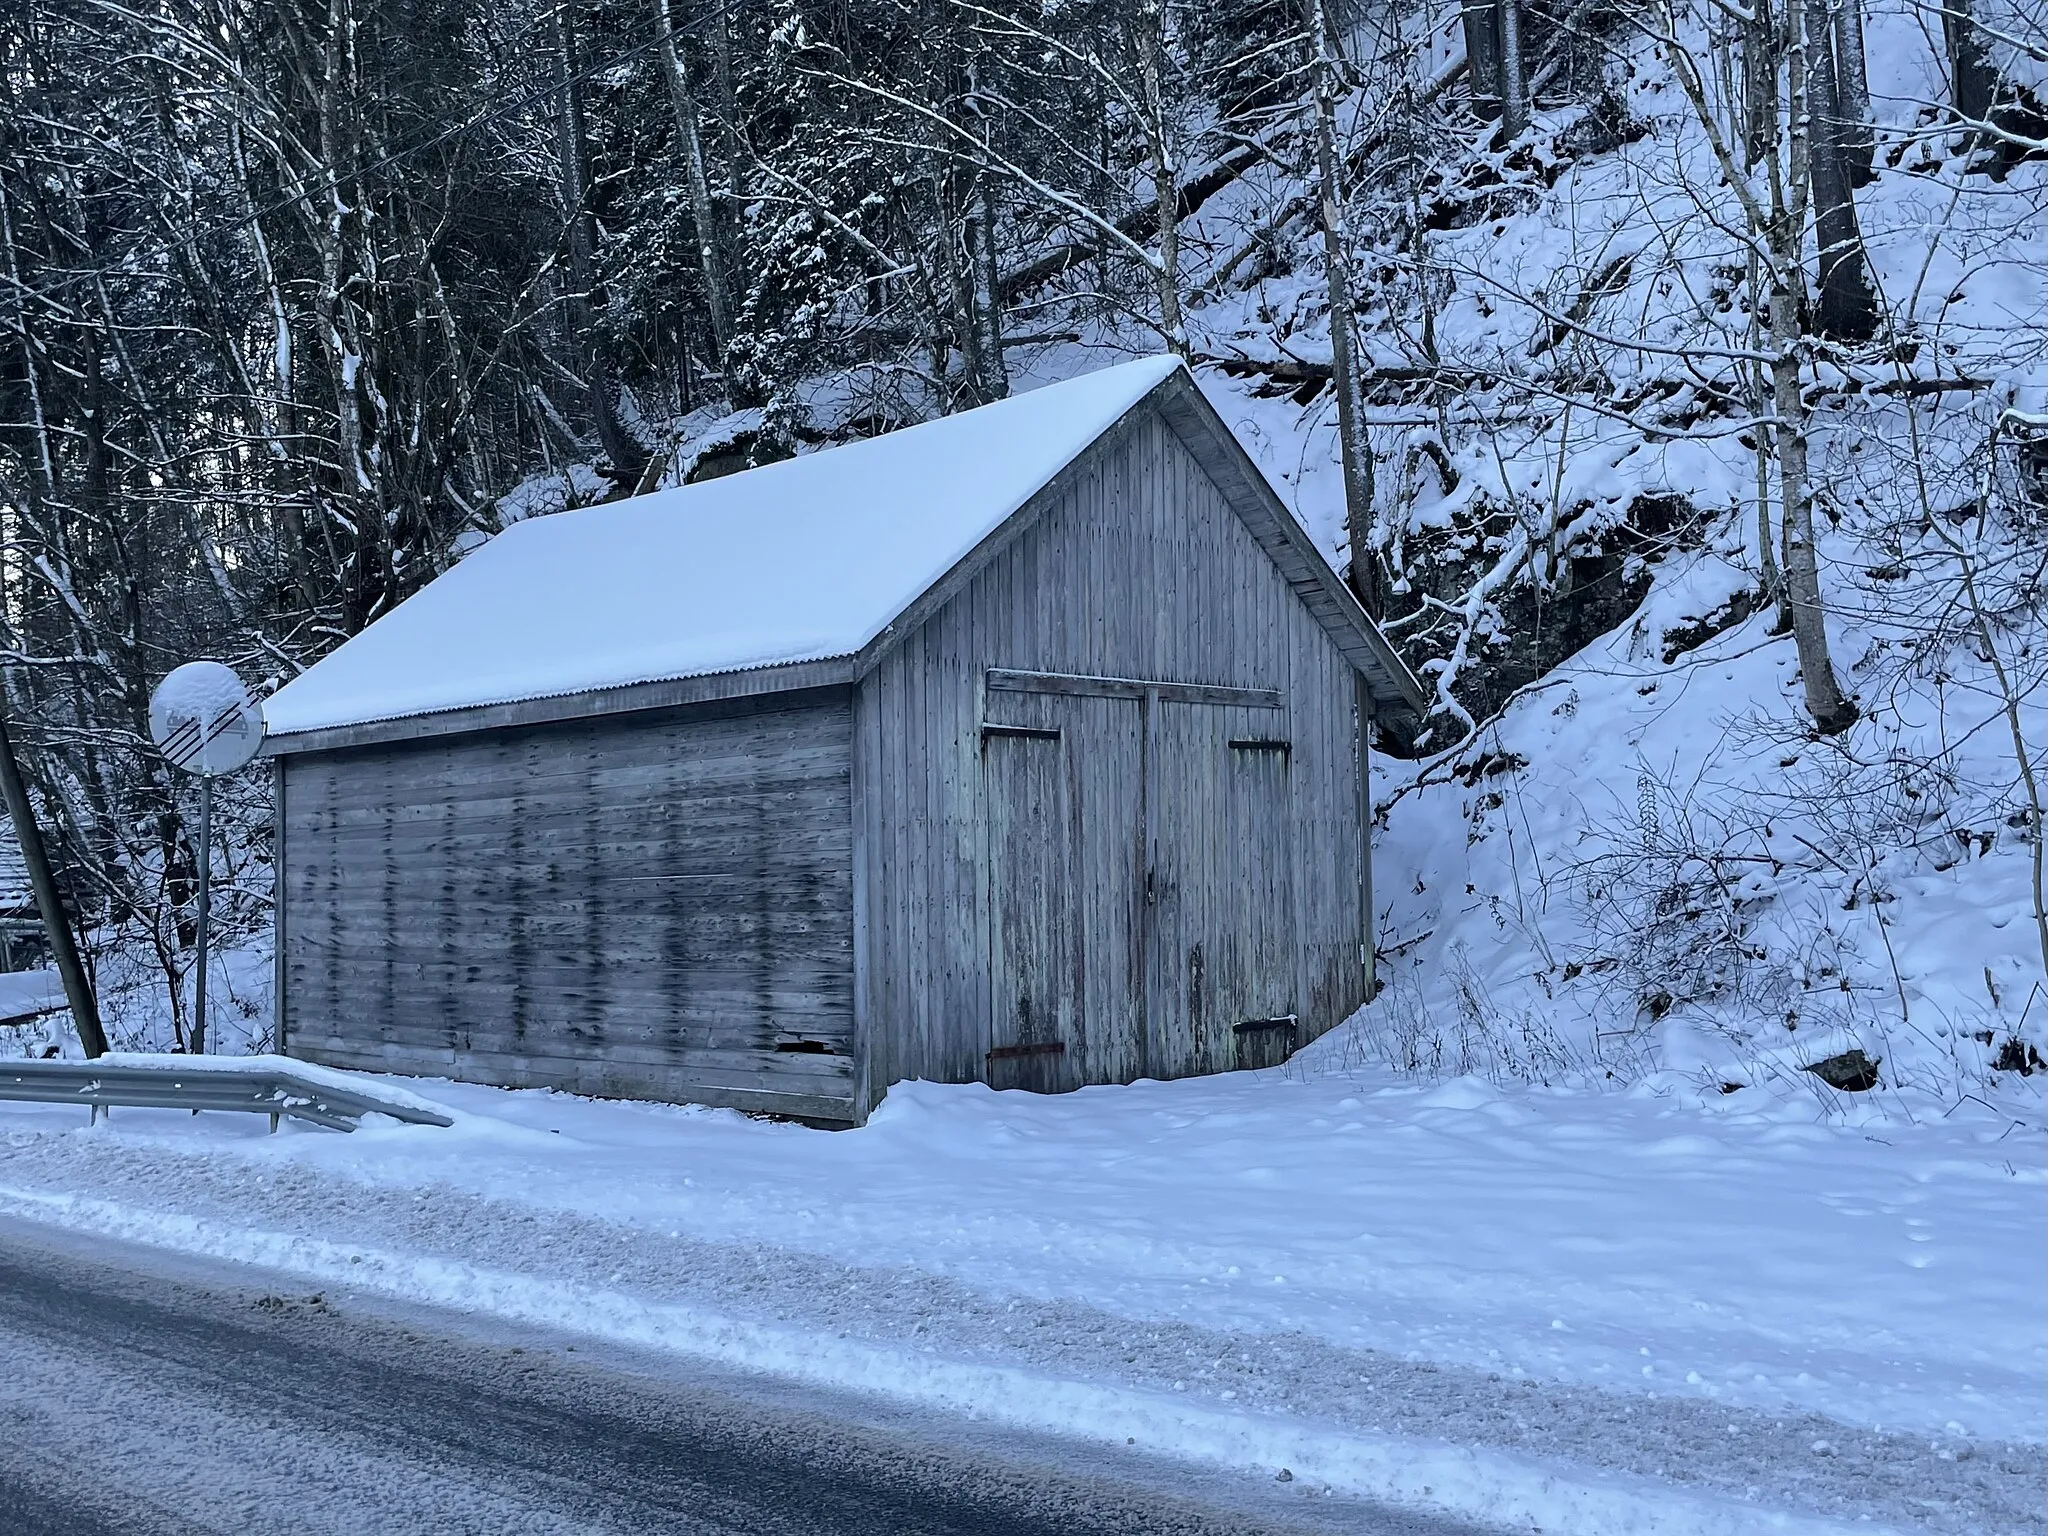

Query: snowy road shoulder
left=0, top=1065, right=2040, bottom=1535
left=0, top=1178, right=1961, bottom=1536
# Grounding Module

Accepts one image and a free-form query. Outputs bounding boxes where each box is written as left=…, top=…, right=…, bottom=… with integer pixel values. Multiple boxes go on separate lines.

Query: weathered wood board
left=280, top=689, right=857, bottom=1120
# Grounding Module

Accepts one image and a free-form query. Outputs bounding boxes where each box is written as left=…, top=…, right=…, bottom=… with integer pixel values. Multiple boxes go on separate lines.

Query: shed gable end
left=855, top=404, right=1371, bottom=1104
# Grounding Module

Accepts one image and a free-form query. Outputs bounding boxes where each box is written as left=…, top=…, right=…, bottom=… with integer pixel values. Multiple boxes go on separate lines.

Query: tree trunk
left=1498, top=0, right=1530, bottom=140
left=1461, top=0, right=1503, bottom=122
left=1767, top=287, right=1857, bottom=733
left=656, top=0, right=733, bottom=361
left=1306, top=0, right=1378, bottom=616
left=1138, top=6, right=1187, bottom=356
left=1742, top=0, right=1777, bottom=166
left=232, top=123, right=319, bottom=618
left=1803, top=0, right=1877, bottom=340
left=0, top=700, right=107, bottom=1058
left=972, top=169, right=1010, bottom=397
left=1744, top=251, right=1785, bottom=620
left=304, top=0, right=386, bottom=633
left=935, top=160, right=990, bottom=406
left=1828, top=0, right=1875, bottom=182
left=1943, top=0, right=1996, bottom=125
left=554, top=0, right=646, bottom=484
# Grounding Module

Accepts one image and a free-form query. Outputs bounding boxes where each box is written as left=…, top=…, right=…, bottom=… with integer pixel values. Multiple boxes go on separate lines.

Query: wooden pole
left=0, top=698, right=108, bottom=1057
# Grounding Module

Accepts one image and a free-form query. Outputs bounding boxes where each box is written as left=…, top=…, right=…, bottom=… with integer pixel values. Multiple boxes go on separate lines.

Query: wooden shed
left=262, top=357, right=1426, bottom=1125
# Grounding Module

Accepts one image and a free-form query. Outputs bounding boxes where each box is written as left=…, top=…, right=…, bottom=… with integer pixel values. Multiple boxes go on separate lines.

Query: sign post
left=148, top=662, right=265, bottom=1055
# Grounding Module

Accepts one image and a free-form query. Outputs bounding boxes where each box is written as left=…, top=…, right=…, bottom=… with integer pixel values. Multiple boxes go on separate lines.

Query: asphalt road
left=0, top=1219, right=1477, bottom=1536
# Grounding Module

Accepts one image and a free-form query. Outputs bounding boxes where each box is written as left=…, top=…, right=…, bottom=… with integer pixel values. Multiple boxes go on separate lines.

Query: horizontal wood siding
left=858, top=406, right=1368, bottom=1106
left=282, top=689, right=856, bottom=1121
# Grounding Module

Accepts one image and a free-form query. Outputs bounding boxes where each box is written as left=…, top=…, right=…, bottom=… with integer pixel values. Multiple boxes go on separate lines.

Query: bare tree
left=1828, top=0, right=1875, bottom=180
left=554, top=0, right=648, bottom=487
left=1303, top=0, right=1378, bottom=613
left=1943, top=411, right=2048, bottom=987
left=1940, top=0, right=1998, bottom=126
left=0, top=700, right=106, bottom=1057
left=1460, top=0, right=1531, bottom=137
left=1659, top=0, right=1862, bottom=730
left=1804, top=0, right=1879, bottom=337
left=657, top=0, right=736, bottom=361
left=1131, top=0, right=1190, bottom=356
left=1498, top=0, right=1531, bottom=138
left=1461, top=0, right=1505, bottom=121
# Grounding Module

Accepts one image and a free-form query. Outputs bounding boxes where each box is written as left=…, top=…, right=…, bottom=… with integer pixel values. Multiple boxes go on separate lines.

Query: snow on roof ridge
left=264, top=356, right=1184, bottom=737
left=275, top=650, right=856, bottom=736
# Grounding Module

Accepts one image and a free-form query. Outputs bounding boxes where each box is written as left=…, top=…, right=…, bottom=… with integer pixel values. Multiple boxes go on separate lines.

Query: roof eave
left=261, top=655, right=859, bottom=757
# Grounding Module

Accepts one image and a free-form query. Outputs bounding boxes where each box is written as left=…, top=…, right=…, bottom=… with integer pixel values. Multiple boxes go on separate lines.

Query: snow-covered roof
left=264, top=356, right=1183, bottom=737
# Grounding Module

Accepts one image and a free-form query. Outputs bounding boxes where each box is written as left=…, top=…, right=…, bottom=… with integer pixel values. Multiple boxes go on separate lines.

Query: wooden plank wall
left=281, top=688, right=858, bottom=1122
left=1143, top=698, right=1302, bottom=1079
left=978, top=691, right=1146, bottom=1093
left=857, top=407, right=1369, bottom=1107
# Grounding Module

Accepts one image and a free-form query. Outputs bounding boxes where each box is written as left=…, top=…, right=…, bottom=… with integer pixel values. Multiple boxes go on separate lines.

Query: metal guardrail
left=0, top=1060, right=455, bottom=1133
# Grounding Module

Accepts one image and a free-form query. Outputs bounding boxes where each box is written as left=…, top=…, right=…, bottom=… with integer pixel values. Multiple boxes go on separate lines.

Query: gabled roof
left=264, top=357, right=1425, bottom=749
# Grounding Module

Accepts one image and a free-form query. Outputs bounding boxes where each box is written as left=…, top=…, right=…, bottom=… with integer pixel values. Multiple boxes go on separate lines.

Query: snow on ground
left=0, top=969, right=66, bottom=1024
left=1357, top=532, right=2048, bottom=1101
left=0, top=1060, right=2040, bottom=1534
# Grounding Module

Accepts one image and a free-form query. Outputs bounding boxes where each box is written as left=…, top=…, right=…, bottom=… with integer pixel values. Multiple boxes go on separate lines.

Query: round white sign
left=149, top=661, right=266, bottom=776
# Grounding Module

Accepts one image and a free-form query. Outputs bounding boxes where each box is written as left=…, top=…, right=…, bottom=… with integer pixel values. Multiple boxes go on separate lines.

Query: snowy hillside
left=1353, top=527, right=2047, bottom=1110
left=1312, top=0, right=2048, bottom=1113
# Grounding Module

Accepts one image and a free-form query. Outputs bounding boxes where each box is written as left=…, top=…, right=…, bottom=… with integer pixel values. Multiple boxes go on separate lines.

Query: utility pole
left=0, top=695, right=107, bottom=1057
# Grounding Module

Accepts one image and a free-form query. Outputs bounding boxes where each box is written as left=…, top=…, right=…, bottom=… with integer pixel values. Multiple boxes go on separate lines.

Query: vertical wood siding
left=1144, top=699, right=1301, bottom=1079
left=858, top=407, right=1369, bottom=1107
left=281, top=689, right=857, bottom=1121
left=981, top=692, right=1146, bottom=1092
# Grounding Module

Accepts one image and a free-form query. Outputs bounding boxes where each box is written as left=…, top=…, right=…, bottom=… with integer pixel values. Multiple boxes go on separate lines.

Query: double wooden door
left=981, top=673, right=1299, bottom=1092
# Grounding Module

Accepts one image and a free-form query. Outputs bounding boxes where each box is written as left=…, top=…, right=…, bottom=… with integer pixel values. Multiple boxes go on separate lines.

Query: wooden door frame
left=979, top=668, right=1295, bottom=1088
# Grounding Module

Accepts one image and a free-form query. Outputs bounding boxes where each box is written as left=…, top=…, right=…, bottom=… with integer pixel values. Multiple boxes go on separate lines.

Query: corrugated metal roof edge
left=262, top=651, right=859, bottom=756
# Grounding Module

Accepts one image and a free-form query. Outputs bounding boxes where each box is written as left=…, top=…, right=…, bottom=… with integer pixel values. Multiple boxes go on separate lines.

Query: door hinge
left=1232, top=1015, right=1299, bottom=1036
left=987, top=1040, right=1066, bottom=1062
